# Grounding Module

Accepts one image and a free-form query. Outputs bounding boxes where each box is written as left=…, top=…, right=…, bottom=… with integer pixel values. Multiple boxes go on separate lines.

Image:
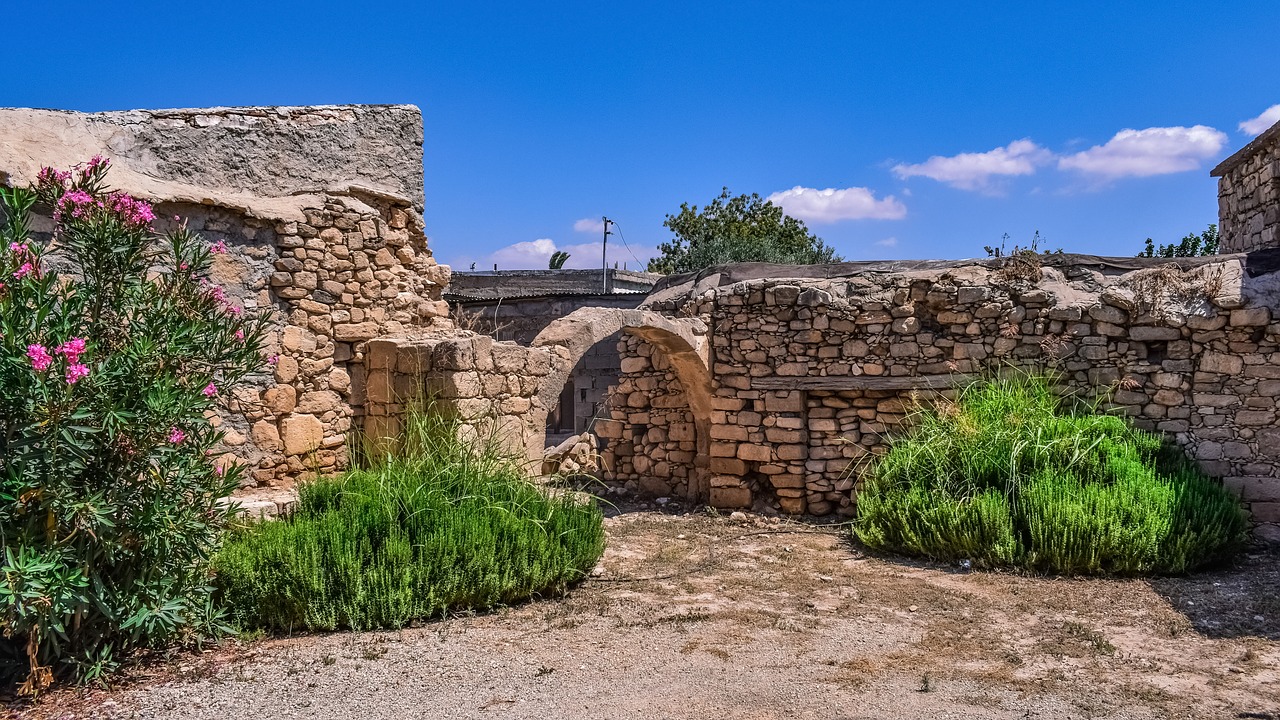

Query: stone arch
left=530, top=308, right=714, bottom=501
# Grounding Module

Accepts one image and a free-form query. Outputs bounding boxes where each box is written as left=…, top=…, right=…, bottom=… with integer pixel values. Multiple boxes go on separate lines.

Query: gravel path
left=13, top=510, right=1280, bottom=719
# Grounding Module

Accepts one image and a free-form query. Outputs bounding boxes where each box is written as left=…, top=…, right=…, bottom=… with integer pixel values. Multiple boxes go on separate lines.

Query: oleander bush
left=854, top=371, right=1247, bottom=575
left=0, top=160, right=271, bottom=692
left=213, top=404, right=606, bottom=633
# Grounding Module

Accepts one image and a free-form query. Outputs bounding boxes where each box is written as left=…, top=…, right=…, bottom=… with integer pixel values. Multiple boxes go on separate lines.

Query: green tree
left=548, top=250, right=570, bottom=269
left=646, top=188, right=842, bottom=274
left=1139, top=224, right=1218, bottom=258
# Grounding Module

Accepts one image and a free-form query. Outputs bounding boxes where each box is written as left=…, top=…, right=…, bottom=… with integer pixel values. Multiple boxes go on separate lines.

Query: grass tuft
left=853, top=370, right=1246, bottom=575
left=213, top=402, right=605, bottom=632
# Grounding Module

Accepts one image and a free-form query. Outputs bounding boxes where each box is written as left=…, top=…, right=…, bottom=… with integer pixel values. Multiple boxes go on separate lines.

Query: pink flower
left=36, top=166, right=71, bottom=188
left=167, top=427, right=186, bottom=444
left=65, top=363, right=90, bottom=385
left=104, top=192, right=155, bottom=228
left=58, top=190, right=97, bottom=221
left=266, top=354, right=279, bottom=365
left=210, top=240, right=228, bottom=254
left=202, top=383, right=218, bottom=397
left=13, top=262, right=34, bottom=279
left=26, top=344, right=53, bottom=372
left=234, top=329, right=245, bottom=341
left=8, top=242, right=27, bottom=254
left=215, top=465, right=225, bottom=477
left=55, top=337, right=87, bottom=363
left=226, top=305, right=242, bottom=316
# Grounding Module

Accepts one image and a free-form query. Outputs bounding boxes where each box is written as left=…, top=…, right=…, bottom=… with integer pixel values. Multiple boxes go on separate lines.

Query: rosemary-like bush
left=213, top=405, right=605, bottom=632
left=854, top=372, right=1246, bottom=575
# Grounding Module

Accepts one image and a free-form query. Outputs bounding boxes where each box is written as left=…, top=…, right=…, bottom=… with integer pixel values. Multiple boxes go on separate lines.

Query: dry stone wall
left=0, top=105, right=452, bottom=491
left=594, top=333, right=700, bottom=499
left=363, top=334, right=567, bottom=463
left=602, top=254, right=1280, bottom=538
left=1214, top=122, right=1280, bottom=253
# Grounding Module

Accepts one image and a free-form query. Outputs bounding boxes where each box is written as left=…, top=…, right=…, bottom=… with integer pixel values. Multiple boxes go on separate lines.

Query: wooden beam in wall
left=751, top=374, right=979, bottom=391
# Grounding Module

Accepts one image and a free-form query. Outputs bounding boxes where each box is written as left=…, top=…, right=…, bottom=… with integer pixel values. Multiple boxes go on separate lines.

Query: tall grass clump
left=213, top=405, right=605, bottom=632
left=854, top=371, right=1246, bottom=575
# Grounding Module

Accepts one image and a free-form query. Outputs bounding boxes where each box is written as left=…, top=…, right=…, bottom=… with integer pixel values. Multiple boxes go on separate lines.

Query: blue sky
left=6, top=2, right=1279, bottom=270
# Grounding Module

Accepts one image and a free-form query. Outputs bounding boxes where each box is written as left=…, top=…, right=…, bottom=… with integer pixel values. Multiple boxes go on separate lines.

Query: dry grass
left=15, top=508, right=1280, bottom=720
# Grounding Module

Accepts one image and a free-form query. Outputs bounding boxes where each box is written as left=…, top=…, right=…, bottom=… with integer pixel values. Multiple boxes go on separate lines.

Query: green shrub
left=214, top=405, right=606, bottom=632
left=853, top=371, right=1246, bottom=574
left=0, top=161, right=270, bottom=692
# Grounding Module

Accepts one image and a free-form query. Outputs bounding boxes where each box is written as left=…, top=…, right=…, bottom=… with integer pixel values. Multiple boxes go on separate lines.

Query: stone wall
left=601, top=254, right=1280, bottom=537
left=594, top=334, right=699, bottom=498
left=1214, top=120, right=1280, bottom=253
left=0, top=105, right=452, bottom=489
left=363, top=334, right=567, bottom=463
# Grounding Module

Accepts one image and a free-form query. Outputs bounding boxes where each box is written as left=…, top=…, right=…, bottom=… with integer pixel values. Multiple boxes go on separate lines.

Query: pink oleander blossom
left=104, top=192, right=155, bottom=228
left=65, top=363, right=90, bottom=385
left=55, top=337, right=87, bottom=363
left=210, top=240, right=228, bottom=254
left=202, top=383, right=218, bottom=397
left=58, top=190, right=98, bottom=221
left=215, top=465, right=225, bottom=477
left=26, top=344, right=53, bottom=372
left=9, top=242, right=28, bottom=254
left=36, top=166, right=71, bottom=188
left=167, top=427, right=186, bottom=444
left=266, top=354, right=279, bottom=365
left=234, top=329, right=245, bottom=341
left=13, top=262, right=34, bottom=279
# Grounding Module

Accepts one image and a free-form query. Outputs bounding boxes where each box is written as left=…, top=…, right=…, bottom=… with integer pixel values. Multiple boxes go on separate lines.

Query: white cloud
left=765, top=186, right=906, bottom=223
left=464, top=238, right=657, bottom=271
left=1240, top=104, right=1280, bottom=136
left=488, top=238, right=558, bottom=269
left=874, top=237, right=899, bottom=247
left=1057, top=125, right=1227, bottom=180
left=573, top=217, right=606, bottom=234
left=891, top=139, right=1053, bottom=192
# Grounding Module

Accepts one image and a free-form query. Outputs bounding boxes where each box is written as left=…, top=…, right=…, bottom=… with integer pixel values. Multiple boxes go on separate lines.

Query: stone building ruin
left=0, top=105, right=453, bottom=490
left=3, top=103, right=1280, bottom=541
left=1214, top=115, right=1280, bottom=253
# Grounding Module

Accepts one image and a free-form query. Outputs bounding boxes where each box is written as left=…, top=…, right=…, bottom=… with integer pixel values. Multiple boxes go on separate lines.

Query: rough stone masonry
left=0, top=105, right=455, bottom=489
left=596, top=254, right=1280, bottom=540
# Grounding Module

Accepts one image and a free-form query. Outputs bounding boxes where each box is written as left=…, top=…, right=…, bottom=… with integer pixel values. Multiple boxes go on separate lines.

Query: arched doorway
left=530, top=308, right=713, bottom=502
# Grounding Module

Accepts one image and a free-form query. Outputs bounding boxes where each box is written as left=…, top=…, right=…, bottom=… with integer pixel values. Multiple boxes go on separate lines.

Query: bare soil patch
left=10, top=506, right=1280, bottom=720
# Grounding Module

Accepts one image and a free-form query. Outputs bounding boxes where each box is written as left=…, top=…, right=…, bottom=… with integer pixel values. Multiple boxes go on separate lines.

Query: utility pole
left=601, top=216, right=612, bottom=293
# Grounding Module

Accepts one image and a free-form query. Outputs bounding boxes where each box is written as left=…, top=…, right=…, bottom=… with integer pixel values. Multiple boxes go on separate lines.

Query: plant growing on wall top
left=0, top=158, right=272, bottom=692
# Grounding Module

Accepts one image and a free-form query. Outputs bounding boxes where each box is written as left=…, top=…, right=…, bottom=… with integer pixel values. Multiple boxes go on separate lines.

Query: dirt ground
left=10, top=504, right=1280, bottom=720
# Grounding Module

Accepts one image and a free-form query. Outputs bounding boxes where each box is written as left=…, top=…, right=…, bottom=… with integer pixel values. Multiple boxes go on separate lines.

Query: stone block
left=281, top=414, right=324, bottom=456
left=250, top=420, right=282, bottom=452
left=1236, top=410, right=1276, bottom=426
left=1129, top=326, right=1180, bottom=341
left=777, top=495, right=806, bottom=515
left=1252, top=502, right=1280, bottom=524
left=710, top=486, right=752, bottom=509
left=1230, top=307, right=1270, bottom=327
left=262, top=385, right=297, bottom=414
left=1199, top=353, right=1243, bottom=375
left=1223, top=477, right=1280, bottom=502
left=297, top=390, right=342, bottom=415
left=333, top=322, right=380, bottom=342
left=737, top=444, right=772, bottom=462
left=710, top=457, right=746, bottom=475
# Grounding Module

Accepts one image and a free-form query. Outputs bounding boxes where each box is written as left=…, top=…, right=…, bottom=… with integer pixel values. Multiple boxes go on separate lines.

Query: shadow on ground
left=1148, top=546, right=1280, bottom=640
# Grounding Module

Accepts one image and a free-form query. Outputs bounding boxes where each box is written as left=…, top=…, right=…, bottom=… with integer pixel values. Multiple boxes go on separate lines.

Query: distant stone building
left=444, top=269, right=659, bottom=444
left=1213, top=118, right=1280, bottom=253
